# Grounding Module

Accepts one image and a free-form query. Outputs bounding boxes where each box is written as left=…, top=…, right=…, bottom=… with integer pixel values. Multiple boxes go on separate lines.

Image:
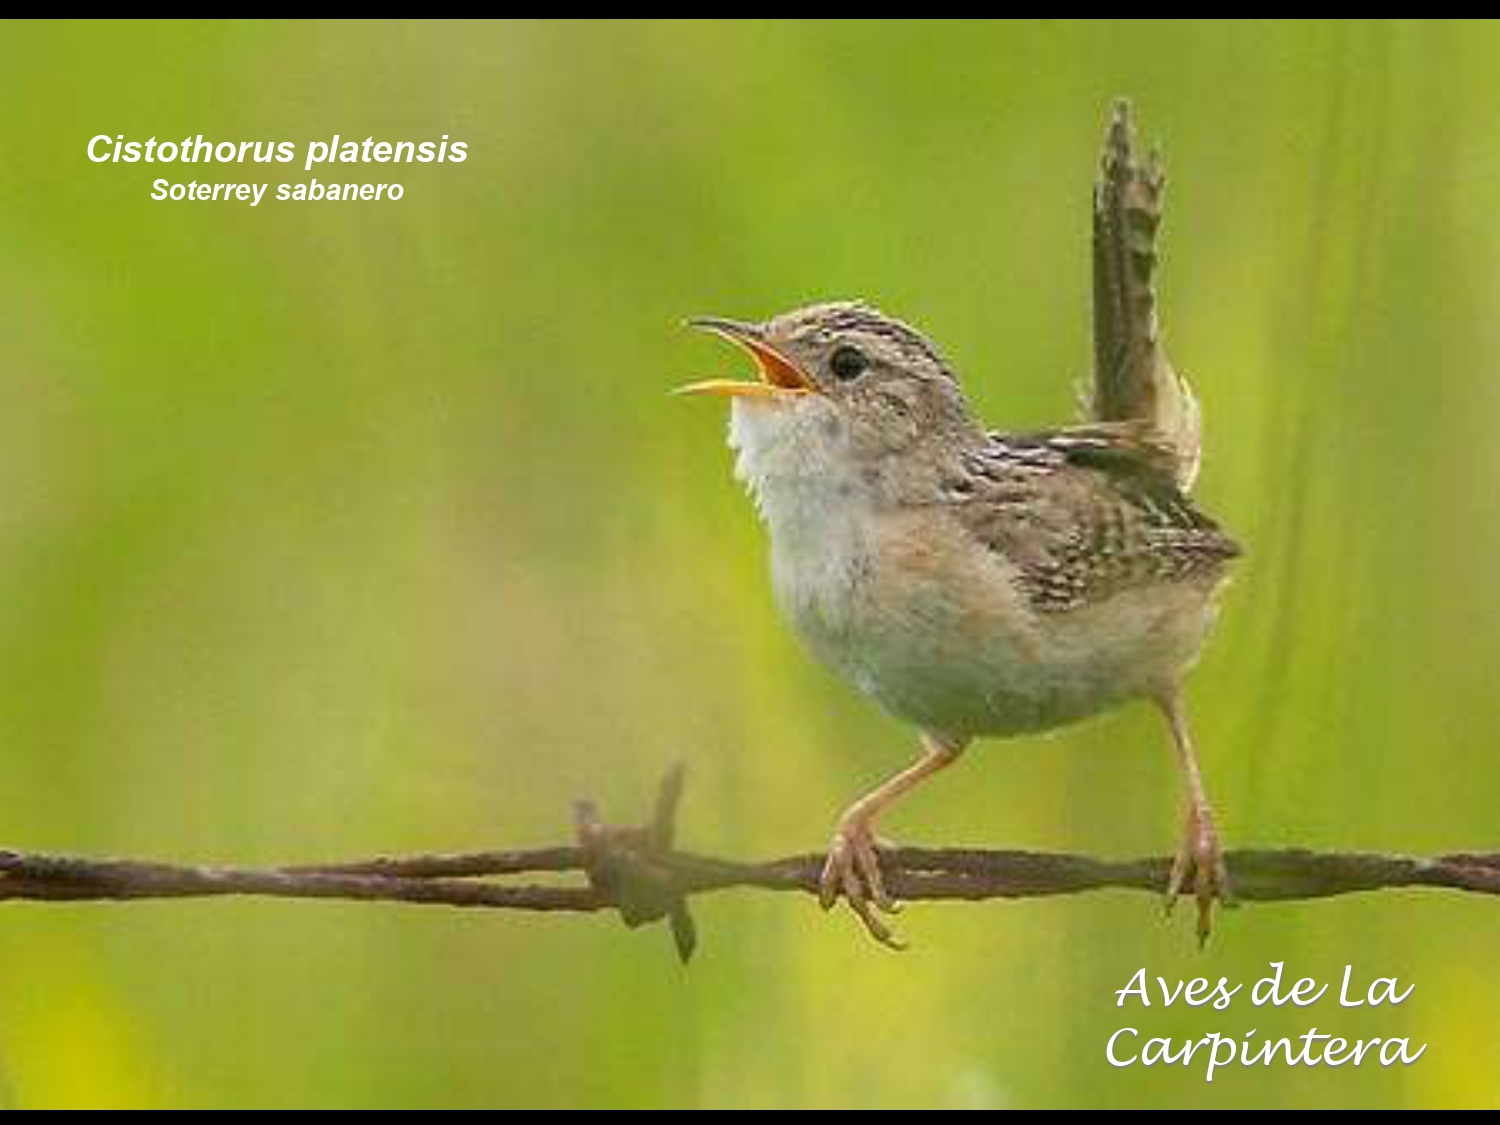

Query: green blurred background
left=0, top=17, right=1496, bottom=1109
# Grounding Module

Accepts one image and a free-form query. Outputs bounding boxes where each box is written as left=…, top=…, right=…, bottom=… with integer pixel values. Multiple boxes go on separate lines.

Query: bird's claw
left=1164, top=802, right=1233, bottom=946
left=819, top=820, right=906, bottom=950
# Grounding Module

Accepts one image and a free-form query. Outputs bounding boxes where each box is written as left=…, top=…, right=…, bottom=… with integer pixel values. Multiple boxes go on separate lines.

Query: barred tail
left=1091, top=99, right=1201, bottom=491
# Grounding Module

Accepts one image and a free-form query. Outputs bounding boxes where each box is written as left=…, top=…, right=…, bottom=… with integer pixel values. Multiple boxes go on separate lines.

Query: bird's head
left=678, top=302, right=980, bottom=467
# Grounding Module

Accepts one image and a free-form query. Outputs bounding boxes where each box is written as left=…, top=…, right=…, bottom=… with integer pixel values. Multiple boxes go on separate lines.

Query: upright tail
left=1090, top=99, right=1201, bottom=491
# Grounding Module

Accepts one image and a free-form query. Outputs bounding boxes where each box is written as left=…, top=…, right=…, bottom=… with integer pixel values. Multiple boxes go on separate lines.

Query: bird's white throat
left=727, top=397, right=863, bottom=536
left=726, top=396, right=872, bottom=667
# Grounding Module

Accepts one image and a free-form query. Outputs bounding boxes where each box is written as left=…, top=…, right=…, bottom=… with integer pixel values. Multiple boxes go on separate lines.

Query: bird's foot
left=1165, top=801, right=1235, bottom=947
left=819, top=817, right=906, bottom=951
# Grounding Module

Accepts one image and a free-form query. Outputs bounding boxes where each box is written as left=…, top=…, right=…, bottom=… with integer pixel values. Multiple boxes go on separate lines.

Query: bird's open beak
left=676, top=318, right=815, bottom=400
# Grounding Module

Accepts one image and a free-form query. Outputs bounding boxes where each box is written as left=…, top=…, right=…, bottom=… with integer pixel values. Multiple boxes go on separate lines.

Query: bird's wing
left=951, top=427, right=1239, bottom=614
left=1090, top=100, right=1202, bottom=492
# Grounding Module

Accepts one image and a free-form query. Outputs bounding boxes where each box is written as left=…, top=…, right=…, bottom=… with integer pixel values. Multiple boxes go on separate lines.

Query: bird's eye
left=829, top=346, right=869, bottom=382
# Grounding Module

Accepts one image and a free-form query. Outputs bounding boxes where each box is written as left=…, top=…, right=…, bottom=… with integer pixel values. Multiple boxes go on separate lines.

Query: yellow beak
left=676, top=318, right=815, bottom=400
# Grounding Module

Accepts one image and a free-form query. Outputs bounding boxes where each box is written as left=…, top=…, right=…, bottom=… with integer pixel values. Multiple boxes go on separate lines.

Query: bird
left=676, top=101, right=1240, bottom=948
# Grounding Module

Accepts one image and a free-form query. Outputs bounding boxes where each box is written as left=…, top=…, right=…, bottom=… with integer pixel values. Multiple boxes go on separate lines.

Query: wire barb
left=575, top=764, right=696, bottom=962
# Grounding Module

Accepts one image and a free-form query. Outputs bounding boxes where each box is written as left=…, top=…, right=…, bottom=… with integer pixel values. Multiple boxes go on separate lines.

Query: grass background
left=0, top=17, right=1496, bottom=1108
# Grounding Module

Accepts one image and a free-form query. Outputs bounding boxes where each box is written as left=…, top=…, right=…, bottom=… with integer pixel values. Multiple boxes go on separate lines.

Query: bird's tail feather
left=1090, top=99, right=1201, bottom=492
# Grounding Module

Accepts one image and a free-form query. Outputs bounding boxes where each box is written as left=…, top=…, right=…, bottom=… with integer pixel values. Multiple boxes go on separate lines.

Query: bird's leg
left=1156, top=690, right=1233, bottom=945
left=820, top=735, right=965, bottom=950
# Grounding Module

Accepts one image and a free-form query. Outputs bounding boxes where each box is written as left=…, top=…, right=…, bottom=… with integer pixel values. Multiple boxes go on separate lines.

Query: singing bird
left=678, top=102, right=1239, bottom=947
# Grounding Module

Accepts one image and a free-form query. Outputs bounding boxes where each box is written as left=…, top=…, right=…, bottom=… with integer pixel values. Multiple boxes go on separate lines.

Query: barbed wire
left=0, top=767, right=1494, bottom=962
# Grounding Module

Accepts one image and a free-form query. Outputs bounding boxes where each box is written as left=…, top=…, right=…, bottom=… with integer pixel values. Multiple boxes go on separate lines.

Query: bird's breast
left=766, top=495, right=1052, bottom=738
